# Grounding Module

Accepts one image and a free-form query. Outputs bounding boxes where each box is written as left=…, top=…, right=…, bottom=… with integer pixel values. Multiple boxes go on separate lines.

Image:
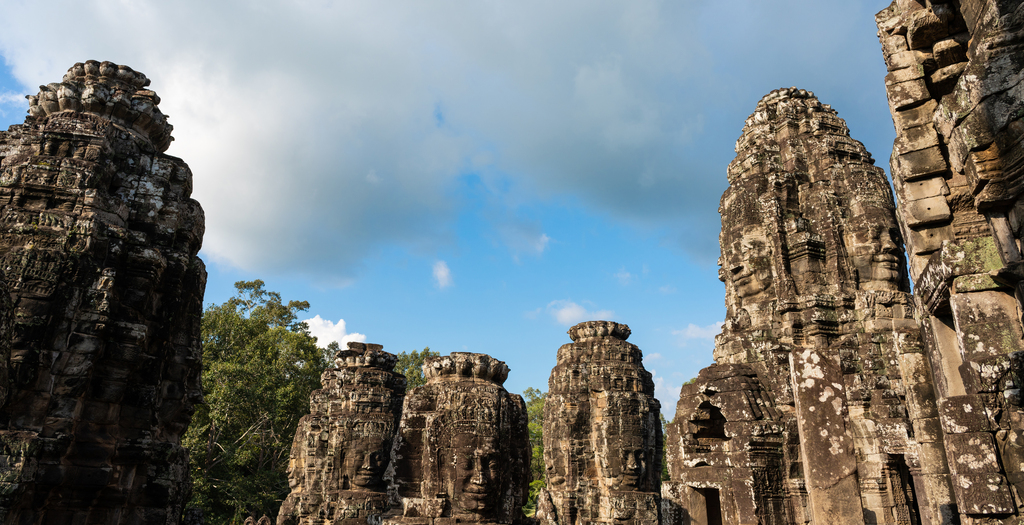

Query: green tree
left=661, top=413, right=671, bottom=481
left=394, top=347, right=439, bottom=389
left=184, top=280, right=329, bottom=524
left=523, top=387, right=547, bottom=516
left=523, top=387, right=546, bottom=480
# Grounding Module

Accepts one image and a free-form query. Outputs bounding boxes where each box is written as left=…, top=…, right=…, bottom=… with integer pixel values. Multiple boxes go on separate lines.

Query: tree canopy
left=394, top=347, right=439, bottom=389
left=184, top=280, right=329, bottom=523
left=523, top=387, right=547, bottom=516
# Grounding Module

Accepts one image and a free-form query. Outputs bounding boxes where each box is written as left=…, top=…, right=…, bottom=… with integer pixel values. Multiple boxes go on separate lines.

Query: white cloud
left=498, top=222, right=550, bottom=262
left=0, top=1, right=896, bottom=278
left=0, top=92, right=26, bottom=118
left=672, top=321, right=724, bottom=346
left=614, top=268, right=634, bottom=285
left=646, top=352, right=662, bottom=360
left=653, top=374, right=682, bottom=419
left=547, top=300, right=614, bottom=326
left=304, top=315, right=366, bottom=347
left=658, top=285, right=677, bottom=294
left=433, top=260, right=453, bottom=289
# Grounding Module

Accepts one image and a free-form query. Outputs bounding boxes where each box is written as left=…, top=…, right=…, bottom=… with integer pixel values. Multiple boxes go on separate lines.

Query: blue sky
left=0, top=0, right=896, bottom=417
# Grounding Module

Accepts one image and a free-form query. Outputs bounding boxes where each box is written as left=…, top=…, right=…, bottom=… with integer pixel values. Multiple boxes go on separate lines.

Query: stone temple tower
left=538, top=320, right=662, bottom=525
left=876, top=0, right=1024, bottom=522
left=386, top=352, right=531, bottom=525
left=0, top=61, right=206, bottom=523
left=278, top=342, right=407, bottom=525
left=663, top=88, right=938, bottom=525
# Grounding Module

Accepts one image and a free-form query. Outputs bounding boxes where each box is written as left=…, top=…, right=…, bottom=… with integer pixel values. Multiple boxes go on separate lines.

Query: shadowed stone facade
left=538, top=321, right=662, bottom=525
left=662, top=89, right=930, bottom=525
left=386, top=352, right=531, bottom=525
left=0, top=61, right=206, bottom=523
left=278, top=342, right=407, bottom=525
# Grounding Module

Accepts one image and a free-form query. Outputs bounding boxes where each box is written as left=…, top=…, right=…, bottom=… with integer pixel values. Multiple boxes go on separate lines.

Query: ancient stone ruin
left=662, top=87, right=926, bottom=525
left=538, top=321, right=662, bottom=525
left=663, top=0, right=1024, bottom=519
left=0, top=61, right=206, bottom=523
left=386, top=352, right=531, bottom=525
left=278, top=342, right=407, bottom=525
left=0, top=3, right=1022, bottom=523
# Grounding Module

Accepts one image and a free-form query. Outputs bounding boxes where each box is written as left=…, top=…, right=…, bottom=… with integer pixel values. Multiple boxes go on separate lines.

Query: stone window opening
left=692, top=402, right=728, bottom=442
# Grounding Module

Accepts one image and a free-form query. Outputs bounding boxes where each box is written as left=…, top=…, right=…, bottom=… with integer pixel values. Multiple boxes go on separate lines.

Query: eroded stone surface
left=0, top=60, right=205, bottom=524
left=540, top=321, right=662, bottom=525
left=278, top=342, right=407, bottom=525
left=876, top=1, right=1024, bottom=522
left=663, top=89, right=927, bottom=525
left=386, top=352, right=530, bottom=525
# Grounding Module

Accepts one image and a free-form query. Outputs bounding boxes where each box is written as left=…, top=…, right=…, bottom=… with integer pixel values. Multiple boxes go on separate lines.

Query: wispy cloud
left=433, top=260, right=453, bottom=289
left=672, top=321, right=723, bottom=346
left=303, top=315, right=366, bottom=347
left=0, top=91, right=26, bottom=117
left=500, top=223, right=550, bottom=262
left=658, top=285, right=677, bottom=294
left=546, top=300, right=614, bottom=326
left=614, top=267, right=635, bottom=285
left=652, top=374, right=682, bottom=418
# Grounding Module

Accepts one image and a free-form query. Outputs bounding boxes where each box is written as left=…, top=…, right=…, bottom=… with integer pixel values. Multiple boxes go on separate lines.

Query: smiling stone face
left=723, top=223, right=775, bottom=305
left=342, top=436, right=388, bottom=490
left=446, top=431, right=501, bottom=517
left=390, top=352, right=531, bottom=524
left=846, top=203, right=904, bottom=291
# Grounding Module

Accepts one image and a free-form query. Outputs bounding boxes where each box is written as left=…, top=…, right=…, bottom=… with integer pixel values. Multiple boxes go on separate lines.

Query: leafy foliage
left=394, top=347, right=439, bottom=389
left=523, top=479, right=547, bottom=517
left=661, top=413, right=671, bottom=481
left=183, top=280, right=329, bottom=523
left=523, top=387, right=546, bottom=481
left=523, top=387, right=547, bottom=515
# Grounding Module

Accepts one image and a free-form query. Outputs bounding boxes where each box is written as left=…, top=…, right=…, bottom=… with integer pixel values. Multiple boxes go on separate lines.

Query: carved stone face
left=610, top=447, right=646, bottom=490
left=341, top=437, right=387, bottom=490
left=446, top=432, right=501, bottom=516
left=724, top=225, right=775, bottom=303
left=848, top=219, right=901, bottom=291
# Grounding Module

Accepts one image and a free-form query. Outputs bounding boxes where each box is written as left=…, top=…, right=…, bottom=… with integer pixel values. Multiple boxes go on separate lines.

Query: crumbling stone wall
left=0, top=61, right=206, bottom=524
left=538, top=320, right=662, bottom=525
left=278, top=342, right=406, bottom=525
left=663, top=88, right=938, bottom=525
left=877, top=0, right=1024, bottom=522
left=386, top=352, right=531, bottom=525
